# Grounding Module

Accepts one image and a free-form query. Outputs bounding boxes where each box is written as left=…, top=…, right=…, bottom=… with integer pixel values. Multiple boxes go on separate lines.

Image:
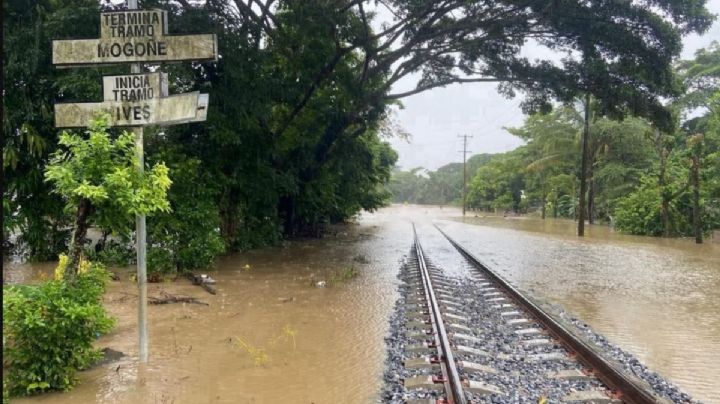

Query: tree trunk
left=67, top=198, right=92, bottom=279
left=657, top=141, right=671, bottom=237
left=691, top=147, right=702, bottom=244
left=278, top=195, right=297, bottom=236
left=219, top=199, right=238, bottom=248
left=578, top=93, right=590, bottom=237
left=541, top=192, right=546, bottom=220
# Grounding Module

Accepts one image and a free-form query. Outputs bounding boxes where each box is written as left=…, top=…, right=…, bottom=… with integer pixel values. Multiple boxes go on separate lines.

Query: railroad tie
left=563, top=390, right=623, bottom=403
left=463, top=379, right=504, bottom=396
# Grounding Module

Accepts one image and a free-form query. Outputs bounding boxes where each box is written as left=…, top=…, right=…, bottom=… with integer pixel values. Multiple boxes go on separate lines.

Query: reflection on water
left=3, top=205, right=719, bottom=403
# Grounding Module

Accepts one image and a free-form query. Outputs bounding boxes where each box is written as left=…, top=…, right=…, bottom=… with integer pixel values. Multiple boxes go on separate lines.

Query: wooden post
left=127, top=0, right=148, bottom=364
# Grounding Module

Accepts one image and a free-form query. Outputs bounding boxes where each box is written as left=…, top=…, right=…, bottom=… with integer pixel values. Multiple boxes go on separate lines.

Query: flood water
left=4, top=205, right=719, bottom=403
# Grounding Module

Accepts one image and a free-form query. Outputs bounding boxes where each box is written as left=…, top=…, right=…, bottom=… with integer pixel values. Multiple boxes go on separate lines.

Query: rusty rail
left=435, top=224, right=663, bottom=404
left=413, top=224, right=467, bottom=404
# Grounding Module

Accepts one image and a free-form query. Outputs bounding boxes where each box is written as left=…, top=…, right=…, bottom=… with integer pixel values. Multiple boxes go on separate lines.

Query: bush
left=85, top=239, right=135, bottom=267
left=2, top=262, right=115, bottom=396
left=614, top=179, right=666, bottom=236
left=147, top=157, right=225, bottom=275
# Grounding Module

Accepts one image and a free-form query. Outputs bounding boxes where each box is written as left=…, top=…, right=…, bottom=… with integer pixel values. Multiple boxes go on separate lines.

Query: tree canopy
left=390, top=41, right=720, bottom=239
left=3, top=0, right=716, bottom=261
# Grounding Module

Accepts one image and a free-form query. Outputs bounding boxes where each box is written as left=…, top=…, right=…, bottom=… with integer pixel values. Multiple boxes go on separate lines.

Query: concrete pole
left=459, top=134, right=472, bottom=216
left=127, top=0, right=148, bottom=363
left=462, top=135, right=467, bottom=216
left=578, top=93, right=590, bottom=237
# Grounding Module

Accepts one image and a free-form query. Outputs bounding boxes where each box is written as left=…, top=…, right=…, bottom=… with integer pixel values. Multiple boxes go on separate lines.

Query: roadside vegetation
left=390, top=44, right=720, bottom=241
left=3, top=262, right=115, bottom=396
left=5, top=0, right=715, bottom=271
left=2, top=115, right=171, bottom=397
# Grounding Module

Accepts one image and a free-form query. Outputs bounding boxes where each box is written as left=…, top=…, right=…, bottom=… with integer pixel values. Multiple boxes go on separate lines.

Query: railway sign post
left=54, top=72, right=207, bottom=128
left=52, top=9, right=217, bottom=67
left=52, top=0, right=217, bottom=363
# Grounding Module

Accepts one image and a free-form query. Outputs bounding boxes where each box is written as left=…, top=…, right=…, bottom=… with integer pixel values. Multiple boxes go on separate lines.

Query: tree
left=466, top=151, right=525, bottom=213
left=44, top=115, right=171, bottom=278
left=675, top=42, right=720, bottom=242
left=5, top=0, right=716, bottom=258
left=181, top=0, right=712, bottom=235
left=506, top=106, right=581, bottom=218
left=146, top=151, right=225, bottom=275
left=2, top=0, right=124, bottom=259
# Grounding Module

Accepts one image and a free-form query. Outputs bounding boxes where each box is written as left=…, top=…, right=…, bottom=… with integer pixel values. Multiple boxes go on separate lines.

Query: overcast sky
left=387, top=1, right=720, bottom=171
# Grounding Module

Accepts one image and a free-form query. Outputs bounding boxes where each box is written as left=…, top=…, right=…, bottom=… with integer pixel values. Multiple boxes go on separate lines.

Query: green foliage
left=466, top=152, right=526, bottom=213
left=3, top=0, right=122, bottom=259
left=677, top=41, right=720, bottom=110
left=5, top=0, right=717, bottom=252
left=613, top=178, right=666, bottom=236
left=147, top=155, right=225, bottom=275
left=2, top=263, right=115, bottom=396
left=328, top=266, right=359, bottom=285
left=45, top=115, right=172, bottom=237
left=388, top=154, right=493, bottom=205
left=85, top=240, right=135, bottom=267
left=3, top=378, right=9, bottom=404
left=394, top=80, right=720, bottom=238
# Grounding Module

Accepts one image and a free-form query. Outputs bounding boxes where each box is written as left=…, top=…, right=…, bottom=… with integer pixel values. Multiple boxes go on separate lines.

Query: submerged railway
left=384, top=224, right=670, bottom=404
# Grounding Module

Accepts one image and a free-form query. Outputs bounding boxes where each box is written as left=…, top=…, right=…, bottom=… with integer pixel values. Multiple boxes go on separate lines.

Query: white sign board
left=52, top=9, right=217, bottom=67
left=55, top=92, right=208, bottom=128
left=102, top=72, right=168, bottom=101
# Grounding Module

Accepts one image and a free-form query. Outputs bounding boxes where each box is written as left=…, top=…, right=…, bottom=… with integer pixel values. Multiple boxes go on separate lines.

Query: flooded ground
left=4, top=204, right=719, bottom=403
left=440, top=212, right=720, bottom=403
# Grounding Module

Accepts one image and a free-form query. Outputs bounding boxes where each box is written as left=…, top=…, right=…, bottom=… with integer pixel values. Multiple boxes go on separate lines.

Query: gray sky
left=388, top=1, right=720, bottom=171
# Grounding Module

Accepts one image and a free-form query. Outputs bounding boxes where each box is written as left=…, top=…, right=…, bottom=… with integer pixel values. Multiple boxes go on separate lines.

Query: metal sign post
left=52, top=0, right=217, bottom=363
left=127, top=0, right=148, bottom=363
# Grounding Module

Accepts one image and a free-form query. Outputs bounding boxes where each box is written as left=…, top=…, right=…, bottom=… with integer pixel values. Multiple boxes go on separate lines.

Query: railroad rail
left=394, top=225, right=669, bottom=403
left=433, top=224, right=664, bottom=404
left=411, top=224, right=467, bottom=404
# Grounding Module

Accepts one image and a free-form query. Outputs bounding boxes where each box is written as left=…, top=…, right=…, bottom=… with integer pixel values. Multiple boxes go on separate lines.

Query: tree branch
left=275, top=48, right=352, bottom=138
left=385, top=77, right=503, bottom=99
left=358, top=2, right=371, bottom=85
left=233, top=0, right=276, bottom=41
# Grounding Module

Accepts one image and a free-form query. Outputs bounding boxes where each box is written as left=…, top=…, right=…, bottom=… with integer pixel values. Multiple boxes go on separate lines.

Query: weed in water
left=328, top=266, right=359, bottom=285
left=233, top=325, right=298, bottom=366
left=269, top=324, right=297, bottom=351
left=234, top=337, right=269, bottom=366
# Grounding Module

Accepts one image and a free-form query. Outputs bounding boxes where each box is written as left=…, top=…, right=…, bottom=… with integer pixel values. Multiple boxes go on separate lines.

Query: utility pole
left=126, top=0, right=148, bottom=364
left=578, top=93, right=590, bottom=237
left=459, top=134, right=472, bottom=216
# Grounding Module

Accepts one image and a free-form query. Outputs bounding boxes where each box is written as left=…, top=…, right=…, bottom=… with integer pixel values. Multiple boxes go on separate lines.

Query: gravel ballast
left=380, top=248, right=701, bottom=404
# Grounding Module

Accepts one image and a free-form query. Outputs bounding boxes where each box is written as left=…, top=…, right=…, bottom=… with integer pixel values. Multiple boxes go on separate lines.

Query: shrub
left=85, top=239, right=135, bottom=267
left=614, top=179, right=666, bottom=236
left=147, top=157, right=225, bottom=275
left=2, top=262, right=115, bottom=396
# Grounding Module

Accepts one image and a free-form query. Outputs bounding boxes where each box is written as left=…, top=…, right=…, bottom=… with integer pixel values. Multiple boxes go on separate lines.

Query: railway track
left=392, top=224, right=666, bottom=404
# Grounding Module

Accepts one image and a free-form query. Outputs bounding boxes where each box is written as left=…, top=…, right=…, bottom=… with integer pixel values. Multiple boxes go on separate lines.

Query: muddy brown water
left=4, top=205, right=719, bottom=403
